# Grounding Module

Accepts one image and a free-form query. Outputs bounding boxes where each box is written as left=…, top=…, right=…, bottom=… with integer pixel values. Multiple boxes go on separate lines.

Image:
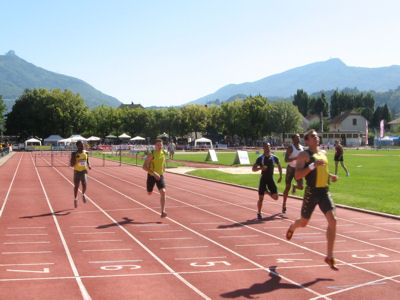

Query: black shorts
left=285, top=165, right=303, bottom=186
left=334, top=155, right=343, bottom=162
left=147, top=174, right=165, bottom=192
left=74, top=170, right=88, bottom=186
left=301, top=186, right=335, bottom=219
left=258, top=176, right=277, bottom=196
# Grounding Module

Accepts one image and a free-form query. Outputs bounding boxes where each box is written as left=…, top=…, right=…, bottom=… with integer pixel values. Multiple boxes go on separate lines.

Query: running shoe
left=82, top=194, right=86, bottom=203
left=282, top=207, right=287, bottom=214
left=286, top=226, right=294, bottom=240
left=324, top=257, right=339, bottom=271
left=161, top=212, right=168, bottom=218
left=257, top=212, right=262, bottom=220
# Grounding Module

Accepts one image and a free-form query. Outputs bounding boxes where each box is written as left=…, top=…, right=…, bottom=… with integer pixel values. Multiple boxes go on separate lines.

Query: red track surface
left=0, top=152, right=399, bottom=299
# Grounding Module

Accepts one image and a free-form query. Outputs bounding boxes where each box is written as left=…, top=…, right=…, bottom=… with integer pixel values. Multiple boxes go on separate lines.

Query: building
left=388, top=117, right=400, bottom=131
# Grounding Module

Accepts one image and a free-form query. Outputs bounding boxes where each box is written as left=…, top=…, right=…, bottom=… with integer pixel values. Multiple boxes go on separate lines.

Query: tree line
left=4, top=88, right=303, bottom=143
left=1, top=87, right=394, bottom=143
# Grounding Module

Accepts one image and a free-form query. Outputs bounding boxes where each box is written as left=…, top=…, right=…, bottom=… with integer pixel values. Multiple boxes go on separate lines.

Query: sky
left=1, top=0, right=400, bottom=107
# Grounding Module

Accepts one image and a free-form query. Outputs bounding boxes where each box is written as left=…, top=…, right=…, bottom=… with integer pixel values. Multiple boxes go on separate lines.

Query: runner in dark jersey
left=334, top=140, right=349, bottom=176
left=285, top=129, right=339, bottom=270
left=252, top=143, right=282, bottom=220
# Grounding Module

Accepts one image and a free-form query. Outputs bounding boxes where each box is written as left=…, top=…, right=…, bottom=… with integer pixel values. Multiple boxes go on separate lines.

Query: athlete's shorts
left=147, top=174, right=165, bottom=192
left=334, top=154, right=343, bottom=162
left=258, top=176, right=277, bottom=196
left=74, top=170, right=88, bottom=186
left=301, top=186, right=335, bottom=219
left=285, top=165, right=303, bottom=186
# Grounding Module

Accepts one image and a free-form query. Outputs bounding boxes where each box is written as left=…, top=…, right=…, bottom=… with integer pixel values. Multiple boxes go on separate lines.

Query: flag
left=380, top=119, right=385, bottom=138
left=365, top=120, right=368, bottom=145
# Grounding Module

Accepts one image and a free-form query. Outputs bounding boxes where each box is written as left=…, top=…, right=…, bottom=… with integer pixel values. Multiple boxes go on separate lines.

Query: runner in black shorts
left=252, top=143, right=282, bottom=220
left=285, top=129, right=339, bottom=270
left=334, top=140, right=349, bottom=176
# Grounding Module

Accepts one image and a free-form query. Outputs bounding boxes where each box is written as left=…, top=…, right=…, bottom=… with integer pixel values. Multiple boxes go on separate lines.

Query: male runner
left=282, top=134, right=304, bottom=213
left=252, top=143, right=282, bottom=220
left=143, top=139, right=167, bottom=218
left=334, top=140, right=349, bottom=176
left=71, top=140, right=91, bottom=208
left=285, top=129, right=339, bottom=270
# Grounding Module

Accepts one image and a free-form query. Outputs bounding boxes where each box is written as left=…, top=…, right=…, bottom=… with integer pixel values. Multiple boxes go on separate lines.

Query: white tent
left=57, top=138, right=72, bottom=145
left=194, top=137, right=213, bottom=149
left=119, top=133, right=131, bottom=139
left=24, top=138, right=41, bottom=148
left=43, top=135, right=63, bottom=145
left=130, top=136, right=145, bottom=141
left=68, top=135, right=87, bottom=142
left=87, top=136, right=101, bottom=141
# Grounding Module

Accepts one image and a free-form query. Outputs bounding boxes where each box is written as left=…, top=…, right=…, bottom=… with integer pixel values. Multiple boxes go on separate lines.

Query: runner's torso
left=74, top=151, right=88, bottom=172
left=305, top=150, right=329, bottom=188
left=150, top=150, right=166, bottom=175
left=288, top=144, right=303, bottom=168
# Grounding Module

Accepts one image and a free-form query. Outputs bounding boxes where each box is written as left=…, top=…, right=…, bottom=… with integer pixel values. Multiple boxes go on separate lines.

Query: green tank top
left=150, top=150, right=166, bottom=175
left=305, top=150, right=329, bottom=188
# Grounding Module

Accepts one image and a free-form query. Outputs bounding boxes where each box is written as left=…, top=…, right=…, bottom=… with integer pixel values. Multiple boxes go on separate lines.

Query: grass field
left=182, top=149, right=400, bottom=216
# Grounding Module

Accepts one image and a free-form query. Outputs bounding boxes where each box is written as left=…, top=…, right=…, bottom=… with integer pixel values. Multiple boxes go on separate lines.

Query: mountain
left=0, top=50, right=122, bottom=111
left=188, top=58, right=400, bottom=105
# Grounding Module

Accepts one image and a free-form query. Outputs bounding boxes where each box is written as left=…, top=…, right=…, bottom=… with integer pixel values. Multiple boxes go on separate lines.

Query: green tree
left=181, top=105, right=207, bottom=139
left=0, top=95, right=6, bottom=137
left=293, top=89, right=309, bottom=116
left=271, top=101, right=303, bottom=138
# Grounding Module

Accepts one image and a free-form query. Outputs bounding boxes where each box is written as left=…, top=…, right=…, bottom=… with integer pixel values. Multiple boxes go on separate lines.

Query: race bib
left=78, top=160, right=86, bottom=167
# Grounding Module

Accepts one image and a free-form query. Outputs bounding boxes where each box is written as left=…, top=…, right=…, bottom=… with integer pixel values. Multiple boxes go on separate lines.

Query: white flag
left=380, top=119, right=385, bottom=138
left=365, top=120, right=368, bottom=145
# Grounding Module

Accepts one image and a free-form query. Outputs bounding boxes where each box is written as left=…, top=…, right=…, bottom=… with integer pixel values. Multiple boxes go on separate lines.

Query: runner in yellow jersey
left=70, top=140, right=91, bottom=208
left=143, top=139, right=167, bottom=218
left=285, top=129, right=339, bottom=270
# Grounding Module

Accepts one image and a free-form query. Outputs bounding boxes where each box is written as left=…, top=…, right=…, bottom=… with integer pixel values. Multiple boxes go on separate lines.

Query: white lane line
left=78, top=240, right=123, bottom=243
left=335, top=249, right=374, bottom=253
left=236, top=243, right=279, bottom=247
left=373, top=222, right=399, bottom=225
left=7, top=227, right=47, bottom=229
left=205, top=228, right=242, bottom=231
left=2, top=251, right=52, bottom=254
left=6, top=233, right=48, bottom=236
left=0, top=154, right=23, bottom=218
left=304, top=240, right=346, bottom=244
left=82, top=249, right=132, bottom=252
left=336, top=224, right=354, bottom=227
left=149, top=237, right=193, bottom=240
left=3, top=241, right=50, bottom=245
left=89, top=259, right=143, bottom=264
left=191, top=222, right=226, bottom=225
left=370, top=237, right=400, bottom=241
left=160, top=246, right=209, bottom=250
left=257, top=252, right=304, bottom=257
left=53, top=168, right=210, bottom=300
left=310, top=275, right=400, bottom=300
left=71, top=226, right=99, bottom=228
left=175, top=256, right=227, bottom=261
left=0, top=263, right=54, bottom=266
left=264, top=226, right=288, bottom=229
left=33, top=155, right=91, bottom=300
left=218, top=235, right=259, bottom=238
left=73, top=232, right=115, bottom=235
left=129, top=224, right=169, bottom=227
left=343, top=230, right=379, bottom=233
left=295, top=232, right=325, bottom=235
left=140, top=230, right=183, bottom=233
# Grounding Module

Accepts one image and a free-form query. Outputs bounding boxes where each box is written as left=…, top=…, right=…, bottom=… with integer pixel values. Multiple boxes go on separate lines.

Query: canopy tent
left=87, top=136, right=101, bottom=141
left=194, top=137, right=213, bottom=149
left=106, top=134, right=117, bottom=139
left=24, top=138, right=41, bottom=148
left=130, top=136, right=145, bottom=141
left=68, top=135, right=87, bottom=142
left=57, top=138, right=72, bottom=145
left=43, top=135, right=63, bottom=145
left=118, top=133, right=131, bottom=139
left=157, top=132, right=169, bottom=138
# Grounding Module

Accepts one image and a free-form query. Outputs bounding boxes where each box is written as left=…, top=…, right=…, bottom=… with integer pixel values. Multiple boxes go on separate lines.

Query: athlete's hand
left=261, top=166, right=268, bottom=171
left=153, top=172, right=160, bottom=181
left=277, top=176, right=282, bottom=183
left=330, top=174, right=338, bottom=182
left=315, top=159, right=325, bottom=167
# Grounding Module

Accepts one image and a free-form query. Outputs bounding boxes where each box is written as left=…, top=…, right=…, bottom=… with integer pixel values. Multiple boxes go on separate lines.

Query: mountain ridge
left=0, top=50, right=122, bottom=111
left=189, top=58, right=400, bottom=105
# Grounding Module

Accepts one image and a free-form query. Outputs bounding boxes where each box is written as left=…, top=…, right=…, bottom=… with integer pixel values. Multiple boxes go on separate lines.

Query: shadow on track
left=20, top=209, right=73, bottom=218
left=96, top=217, right=162, bottom=229
left=220, top=266, right=333, bottom=298
left=217, top=213, right=285, bottom=229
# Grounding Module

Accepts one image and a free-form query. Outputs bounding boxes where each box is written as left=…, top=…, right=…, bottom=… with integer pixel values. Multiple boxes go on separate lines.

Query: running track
left=0, top=152, right=399, bottom=299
